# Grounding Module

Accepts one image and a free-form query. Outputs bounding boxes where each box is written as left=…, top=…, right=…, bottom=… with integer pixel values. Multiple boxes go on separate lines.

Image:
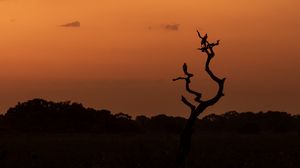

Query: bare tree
left=173, top=31, right=225, bottom=168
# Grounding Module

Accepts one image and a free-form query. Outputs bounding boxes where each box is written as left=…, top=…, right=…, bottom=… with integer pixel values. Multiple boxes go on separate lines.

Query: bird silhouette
left=201, top=33, right=208, bottom=46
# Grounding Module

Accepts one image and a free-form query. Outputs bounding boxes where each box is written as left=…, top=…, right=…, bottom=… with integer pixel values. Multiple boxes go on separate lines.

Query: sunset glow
left=0, top=0, right=299, bottom=116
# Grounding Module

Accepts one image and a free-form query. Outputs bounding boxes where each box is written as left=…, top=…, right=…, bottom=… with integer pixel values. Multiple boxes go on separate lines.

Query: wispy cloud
left=163, top=24, right=180, bottom=31
left=148, top=23, right=180, bottom=31
left=60, top=21, right=80, bottom=28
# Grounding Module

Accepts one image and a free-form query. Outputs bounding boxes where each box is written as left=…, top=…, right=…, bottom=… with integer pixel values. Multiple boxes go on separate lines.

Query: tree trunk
left=175, top=116, right=195, bottom=168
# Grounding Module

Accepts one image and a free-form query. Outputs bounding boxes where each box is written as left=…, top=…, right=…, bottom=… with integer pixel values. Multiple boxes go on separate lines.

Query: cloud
left=147, top=24, right=180, bottom=31
left=163, top=24, right=180, bottom=31
left=60, top=21, right=80, bottom=28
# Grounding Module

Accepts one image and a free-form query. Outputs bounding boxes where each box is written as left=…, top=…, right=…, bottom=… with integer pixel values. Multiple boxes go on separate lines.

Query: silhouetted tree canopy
left=198, top=111, right=299, bottom=134
left=2, top=98, right=136, bottom=133
left=0, top=99, right=299, bottom=134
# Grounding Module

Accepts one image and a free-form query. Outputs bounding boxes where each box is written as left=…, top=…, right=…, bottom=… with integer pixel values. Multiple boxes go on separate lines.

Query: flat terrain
left=0, top=133, right=299, bottom=168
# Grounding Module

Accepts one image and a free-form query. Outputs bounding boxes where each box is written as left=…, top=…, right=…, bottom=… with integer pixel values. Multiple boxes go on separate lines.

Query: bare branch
left=209, top=40, right=220, bottom=47
left=176, top=31, right=224, bottom=110
left=196, top=30, right=202, bottom=39
left=196, top=30, right=220, bottom=57
left=181, top=96, right=195, bottom=112
left=182, top=64, right=202, bottom=103
left=196, top=32, right=225, bottom=107
left=173, top=63, right=203, bottom=105
left=173, top=77, right=186, bottom=81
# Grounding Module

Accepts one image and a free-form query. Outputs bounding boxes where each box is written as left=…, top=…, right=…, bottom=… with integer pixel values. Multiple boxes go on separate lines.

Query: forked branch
left=196, top=30, right=225, bottom=107
left=174, top=30, right=225, bottom=110
left=173, top=63, right=203, bottom=109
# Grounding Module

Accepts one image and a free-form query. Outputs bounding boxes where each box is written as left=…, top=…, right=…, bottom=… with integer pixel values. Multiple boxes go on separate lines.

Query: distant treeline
left=0, top=99, right=299, bottom=134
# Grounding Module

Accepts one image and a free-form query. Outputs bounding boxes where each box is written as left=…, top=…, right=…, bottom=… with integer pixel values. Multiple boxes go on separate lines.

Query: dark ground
left=0, top=133, right=299, bottom=168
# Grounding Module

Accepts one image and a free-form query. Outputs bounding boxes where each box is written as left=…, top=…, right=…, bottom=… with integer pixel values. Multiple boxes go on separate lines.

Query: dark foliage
left=199, top=111, right=300, bottom=134
left=1, top=98, right=137, bottom=133
left=0, top=99, right=299, bottom=134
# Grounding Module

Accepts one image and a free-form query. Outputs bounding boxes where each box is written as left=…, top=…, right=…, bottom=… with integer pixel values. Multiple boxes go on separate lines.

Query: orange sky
left=0, top=0, right=299, bottom=117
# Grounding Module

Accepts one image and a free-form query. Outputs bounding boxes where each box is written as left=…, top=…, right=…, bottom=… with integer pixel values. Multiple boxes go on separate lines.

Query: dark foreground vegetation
left=0, top=99, right=300, bottom=168
left=1, top=134, right=300, bottom=168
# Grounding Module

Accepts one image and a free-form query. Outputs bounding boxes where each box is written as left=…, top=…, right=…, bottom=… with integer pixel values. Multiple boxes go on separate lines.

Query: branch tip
left=173, top=77, right=186, bottom=81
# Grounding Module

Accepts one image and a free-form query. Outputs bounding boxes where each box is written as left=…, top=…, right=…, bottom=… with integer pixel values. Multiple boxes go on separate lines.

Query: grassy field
left=0, top=133, right=299, bottom=168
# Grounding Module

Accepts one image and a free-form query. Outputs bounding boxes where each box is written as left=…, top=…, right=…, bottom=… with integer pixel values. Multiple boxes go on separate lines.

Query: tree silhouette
left=1, top=98, right=300, bottom=135
left=173, top=31, right=225, bottom=168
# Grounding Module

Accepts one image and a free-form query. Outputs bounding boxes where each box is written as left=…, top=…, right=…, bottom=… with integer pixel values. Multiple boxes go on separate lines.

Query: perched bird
left=183, top=63, right=188, bottom=73
left=201, top=33, right=208, bottom=46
